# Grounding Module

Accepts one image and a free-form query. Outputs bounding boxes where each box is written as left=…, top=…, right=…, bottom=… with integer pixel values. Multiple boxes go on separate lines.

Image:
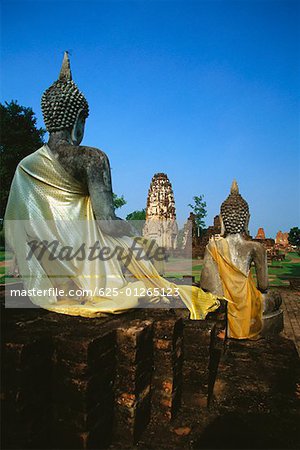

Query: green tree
left=288, top=227, right=300, bottom=248
left=0, top=101, right=45, bottom=217
left=113, top=193, right=126, bottom=210
left=188, top=195, right=207, bottom=230
left=126, top=209, right=146, bottom=234
left=126, top=209, right=146, bottom=221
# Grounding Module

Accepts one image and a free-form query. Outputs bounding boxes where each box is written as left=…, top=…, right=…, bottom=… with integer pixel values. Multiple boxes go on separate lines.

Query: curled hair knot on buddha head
left=220, top=180, right=250, bottom=235
left=41, top=52, right=89, bottom=133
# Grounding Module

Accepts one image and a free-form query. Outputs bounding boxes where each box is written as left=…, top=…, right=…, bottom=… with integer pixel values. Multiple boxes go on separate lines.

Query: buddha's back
left=223, top=234, right=265, bottom=277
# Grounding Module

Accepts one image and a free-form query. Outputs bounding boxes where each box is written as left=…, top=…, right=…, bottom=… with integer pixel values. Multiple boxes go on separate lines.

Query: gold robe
left=4, top=144, right=220, bottom=319
left=207, top=237, right=262, bottom=339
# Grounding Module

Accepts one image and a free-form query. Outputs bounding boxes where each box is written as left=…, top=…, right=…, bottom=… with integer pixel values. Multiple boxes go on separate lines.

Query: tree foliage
left=0, top=101, right=45, bottom=217
left=126, top=209, right=146, bottom=221
left=126, top=209, right=146, bottom=234
left=113, top=193, right=126, bottom=210
left=188, top=195, right=207, bottom=230
left=288, top=227, right=300, bottom=248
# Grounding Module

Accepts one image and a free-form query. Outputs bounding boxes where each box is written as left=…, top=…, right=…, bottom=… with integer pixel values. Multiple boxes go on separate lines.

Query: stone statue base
left=261, top=290, right=284, bottom=336
left=262, top=309, right=284, bottom=336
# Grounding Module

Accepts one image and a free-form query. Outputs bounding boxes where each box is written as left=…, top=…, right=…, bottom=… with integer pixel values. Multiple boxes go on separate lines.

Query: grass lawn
left=0, top=251, right=10, bottom=262
left=265, top=251, right=299, bottom=287
left=1, top=250, right=299, bottom=287
left=167, top=252, right=300, bottom=286
left=0, top=265, right=8, bottom=285
left=0, top=251, right=13, bottom=284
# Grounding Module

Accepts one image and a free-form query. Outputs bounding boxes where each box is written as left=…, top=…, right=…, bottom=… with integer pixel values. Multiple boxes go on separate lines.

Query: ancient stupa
left=143, top=173, right=178, bottom=250
left=275, top=231, right=289, bottom=247
left=255, top=227, right=266, bottom=240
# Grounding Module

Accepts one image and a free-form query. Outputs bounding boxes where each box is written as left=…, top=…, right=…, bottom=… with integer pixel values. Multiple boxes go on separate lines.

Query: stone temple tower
left=143, top=173, right=178, bottom=250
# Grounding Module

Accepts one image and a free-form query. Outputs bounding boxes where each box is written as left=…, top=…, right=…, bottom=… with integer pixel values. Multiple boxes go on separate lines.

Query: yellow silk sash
left=208, top=238, right=262, bottom=339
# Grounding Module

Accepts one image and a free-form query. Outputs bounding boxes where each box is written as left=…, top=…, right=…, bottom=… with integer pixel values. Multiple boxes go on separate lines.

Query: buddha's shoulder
left=76, top=146, right=110, bottom=164
left=244, top=239, right=266, bottom=255
left=17, top=146, right=46, bottom=167
left=54, top=144, right=110, bottom=168
left=77, top=145, right=108, bottom=158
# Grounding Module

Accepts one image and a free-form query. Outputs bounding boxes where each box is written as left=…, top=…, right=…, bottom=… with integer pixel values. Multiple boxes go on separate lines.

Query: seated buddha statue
left=200, top=180, right=283, bottom=339
left=4, top=52, right=221, bottom=320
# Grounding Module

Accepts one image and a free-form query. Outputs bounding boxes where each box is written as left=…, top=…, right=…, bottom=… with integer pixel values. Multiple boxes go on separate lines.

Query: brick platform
left=1, top=305, right=225, bottom=449
left=2, top=289, right=299, bottom=450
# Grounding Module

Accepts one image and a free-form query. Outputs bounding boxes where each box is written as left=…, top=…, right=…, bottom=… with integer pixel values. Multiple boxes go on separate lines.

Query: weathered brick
left=54, top=347, right=115, bottom=380
left=116, top=320, right=153, bottom=364
left=54, top=330, right=116, bottom=365
left=114, top=320, right=154, bottom=444
left=182, top=319, right=218, bottom=407
left=3, top=335, right=53, bottom=368
left=53, top=397, right=113, bottom=432
left=114, top=387, right=151, bottom=444
left=151, top=318, right=184, bottom=420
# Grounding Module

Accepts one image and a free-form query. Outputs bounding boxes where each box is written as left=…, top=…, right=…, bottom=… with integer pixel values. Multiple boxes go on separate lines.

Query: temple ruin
left=255, top=227, right=266, bottom=240
left=181, top=214, right=221, bottom=258
left=275, top=231, right=289, bottom=248
left=143, top=173, right=178, bottom=250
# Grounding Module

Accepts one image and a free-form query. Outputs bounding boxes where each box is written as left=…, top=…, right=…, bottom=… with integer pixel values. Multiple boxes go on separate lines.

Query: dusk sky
left=1, top=0, right=299, bottom=238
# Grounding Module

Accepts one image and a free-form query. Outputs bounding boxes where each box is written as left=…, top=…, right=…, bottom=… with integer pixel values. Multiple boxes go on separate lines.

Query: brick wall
left=1, top=306, right=225, bottom=449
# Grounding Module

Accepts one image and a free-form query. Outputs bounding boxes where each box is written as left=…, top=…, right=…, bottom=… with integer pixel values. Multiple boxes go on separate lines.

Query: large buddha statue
left=4, top=52, right=220, bottom=320
left=200, top=180, right=283, bottom=339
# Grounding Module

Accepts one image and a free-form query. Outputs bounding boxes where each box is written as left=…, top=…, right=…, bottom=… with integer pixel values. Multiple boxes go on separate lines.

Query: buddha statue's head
left=220, top=180, right=250, bottom=236
left=41, top=52, right=89, bottom=145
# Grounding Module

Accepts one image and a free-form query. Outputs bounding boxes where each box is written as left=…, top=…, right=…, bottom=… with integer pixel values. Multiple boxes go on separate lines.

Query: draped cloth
left=4, top=144, right=220, bottom=319
left=207, top=237, right=262, bottom=339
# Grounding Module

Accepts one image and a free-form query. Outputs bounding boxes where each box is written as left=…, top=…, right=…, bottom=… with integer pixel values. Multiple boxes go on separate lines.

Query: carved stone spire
left=230, top=179, right=239, bottom=195
left=145, top=173, right=176, bottom=220
left=255, top=227, right=266, bottom=240
left=143, top=173, right=178, bottom=250
left=59, top=51, right=72, bottom=81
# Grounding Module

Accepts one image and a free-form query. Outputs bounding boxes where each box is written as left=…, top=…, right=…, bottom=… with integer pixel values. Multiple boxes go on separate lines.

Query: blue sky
left=1, top=0, right=299, bottom=237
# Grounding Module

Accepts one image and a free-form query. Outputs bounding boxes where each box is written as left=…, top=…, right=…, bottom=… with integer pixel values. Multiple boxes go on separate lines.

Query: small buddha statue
left=200, top=180, right=283, bottom=339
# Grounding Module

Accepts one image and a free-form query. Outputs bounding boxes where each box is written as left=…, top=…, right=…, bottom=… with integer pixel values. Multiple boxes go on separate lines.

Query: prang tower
left=143, top=173, right=178, bottom=250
